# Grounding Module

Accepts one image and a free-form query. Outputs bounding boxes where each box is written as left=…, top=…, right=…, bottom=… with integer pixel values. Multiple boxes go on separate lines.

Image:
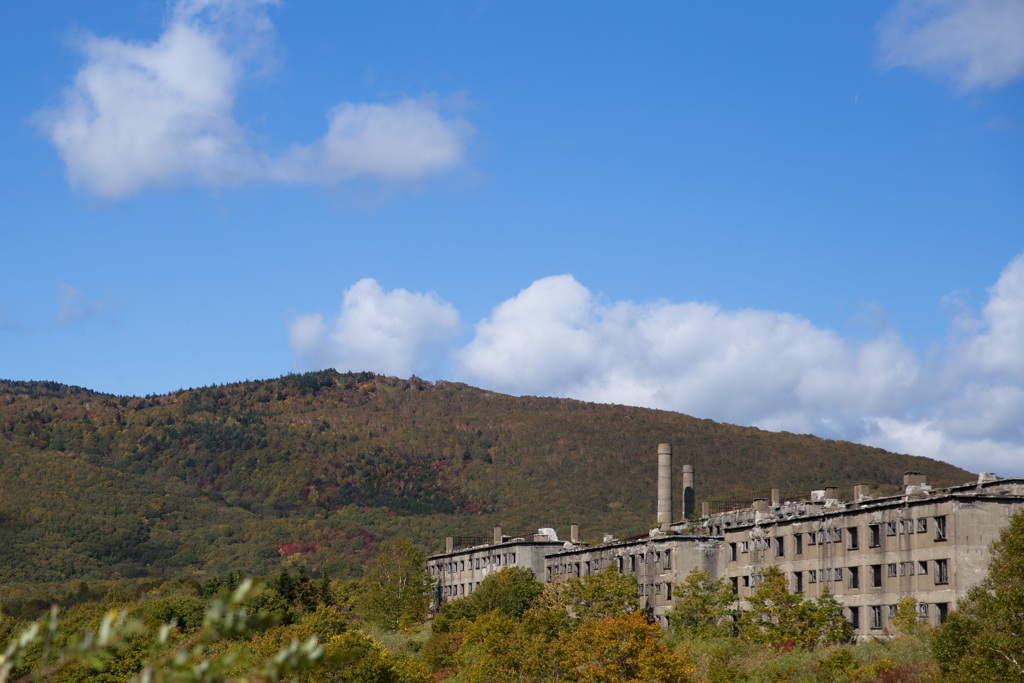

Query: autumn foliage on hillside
left=0, top=371, right=970, bottom=584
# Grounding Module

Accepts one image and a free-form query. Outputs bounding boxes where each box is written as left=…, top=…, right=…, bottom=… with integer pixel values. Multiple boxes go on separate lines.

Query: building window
left=794, top=572, right=804, bottom=593
left=834, top=567, right=843, bottom=582
left=898, top=520, right=905, bottom=535
left=935, top=559, right=949, bottom=585
left=817, top=531, right=825, bottom=545
left=546, top=567, right=552, bottom=581
left=809, top=570, right=817, bottom=584
left=935, top=516, right=948, bottom=541
left=824, top=568, right=832, bottom=582
left=765, top=537, right=771, bottom=550
left=663, top=551, right=672, bottom=569
left=740, top=541, right=749, bottom=554
left=510, top=553, right=516, bottom=563
left=742, top=576, right=750, bottom=588
left=917, top=518, right=927, bottom=534
left=847, top=528, right=859, bottom=550
left=918, top=560, right=928, bottom=575
left=869, top=524, right=881, bottom=548
left=630, top=556, right=637, bottom=572
left=795, top=533, right=803, bottom=555
left=899, top=562, right=906, bottom=577
left=849, top=606, right=861, bottom=630
left=729, top=543, right=737, bottom=562
left=832, top=529, right=843, bottom=543
left=655, top=583, right=662, bottom=595
left=870, top=606, right=883, bottom=630
left=886, top=521, right=897, bottom=536
left=808, top=531, right=817, bottom=547
left=888, top=604, right=898, bottom=619
left=919, top=603, right=929, bottom=619
left=849, top=566, right=860, bottom=589
left=871, top=565, right=882, bottom=588
left=731, top=577, right=739, bottom=594
left=937, top=603, right=949, bottom=624
left=775, top=537, right=785, bottom=558
left=887, top=563, right=897, bottom=578
left=665, top=583, right=672, bottom=600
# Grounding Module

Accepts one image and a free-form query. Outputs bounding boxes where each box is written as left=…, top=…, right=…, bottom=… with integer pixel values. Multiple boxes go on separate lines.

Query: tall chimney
left=682, top=463, right=695, bottom=520
left=657, top=444, right=673, bottom=529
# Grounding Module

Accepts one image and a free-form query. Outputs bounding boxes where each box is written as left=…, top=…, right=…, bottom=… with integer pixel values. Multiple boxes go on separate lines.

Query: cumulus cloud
left=288, top=253, right=1024, bottom=476
left=878, top=0, right=1024, bottom=90
left=454, top=275, right=923, bottom=436
left=34, top=0, right=471, bottom=199
left=287, top=279, right=460, bottom=378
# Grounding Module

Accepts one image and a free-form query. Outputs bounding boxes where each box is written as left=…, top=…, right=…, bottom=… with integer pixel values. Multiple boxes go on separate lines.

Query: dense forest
left=0, top=371, right=971, bottom=585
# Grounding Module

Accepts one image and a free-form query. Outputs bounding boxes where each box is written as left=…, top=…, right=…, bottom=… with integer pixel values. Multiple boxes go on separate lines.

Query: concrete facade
left=427, top=445, right=1024, bottom=635
left=426, top=528, right=564, bottom=608
left=544, top=533, right=723, bottom=624
left=713, top=474, right=1024, bottom=635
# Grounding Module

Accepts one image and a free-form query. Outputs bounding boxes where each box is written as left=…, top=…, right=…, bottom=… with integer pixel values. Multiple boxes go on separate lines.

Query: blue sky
left=2, top=1, right=1022, bottom=475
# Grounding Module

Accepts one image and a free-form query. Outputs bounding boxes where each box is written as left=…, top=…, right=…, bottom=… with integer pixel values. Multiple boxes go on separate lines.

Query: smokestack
left=658, top=444, right=672, bottom=529
left=570, top=523, right=580, bottom=544
left=493, top=526, right=502, bottom=545
left=682, top=463, right=695, bottom=520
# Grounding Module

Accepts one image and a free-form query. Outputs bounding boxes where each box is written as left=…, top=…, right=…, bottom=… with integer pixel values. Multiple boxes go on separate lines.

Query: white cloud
left=288, top=253, right=1024, bottom=476
left=454, top=275, right=922, bottom=434
left=878, top=0, right=1024, bottom=90
left=287, top=279, right=460, bottom=378
left=54, top=282, right=120, bottom=326
left=35, top=0, right=471, bottom=199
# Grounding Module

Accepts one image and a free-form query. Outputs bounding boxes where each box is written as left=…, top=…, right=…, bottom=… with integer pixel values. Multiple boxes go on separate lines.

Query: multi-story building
left=713, top=472, right=1024, bottom=635
left=427, top=526, right=564, bottom=604
left=427, top=443, right=1024, bottom=636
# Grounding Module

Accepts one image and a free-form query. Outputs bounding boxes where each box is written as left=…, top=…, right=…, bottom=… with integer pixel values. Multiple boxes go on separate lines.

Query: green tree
left=432, top=566, right=544, bottom=635
left=464, top=566, right=544, bottom=620
left=357, top=538, right=432, bottom=631
left=933, top=511, right=1024, bottom=682
left=804, top=587, right=852, bottom=646
left=891, top=595, right=920, bottom=636
left=541, top=565, right=640, bottom=627
left=560, top=610, right=696, bottom=683
left=738, top=565, right=804, bottom=646
left=666, top=568, right=735, bottom=638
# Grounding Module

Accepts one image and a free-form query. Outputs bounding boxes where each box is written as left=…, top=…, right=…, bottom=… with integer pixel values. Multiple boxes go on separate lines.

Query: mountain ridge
left=0, top=370, right=972, bottom=583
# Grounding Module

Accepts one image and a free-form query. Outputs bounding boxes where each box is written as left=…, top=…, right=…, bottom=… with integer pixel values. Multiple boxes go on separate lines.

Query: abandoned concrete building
left=426, top=443, right=1024, bottom=635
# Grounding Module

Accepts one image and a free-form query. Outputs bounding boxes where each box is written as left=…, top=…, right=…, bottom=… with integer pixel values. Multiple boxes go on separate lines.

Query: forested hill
left=0, top=371, right=971, bottom=584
